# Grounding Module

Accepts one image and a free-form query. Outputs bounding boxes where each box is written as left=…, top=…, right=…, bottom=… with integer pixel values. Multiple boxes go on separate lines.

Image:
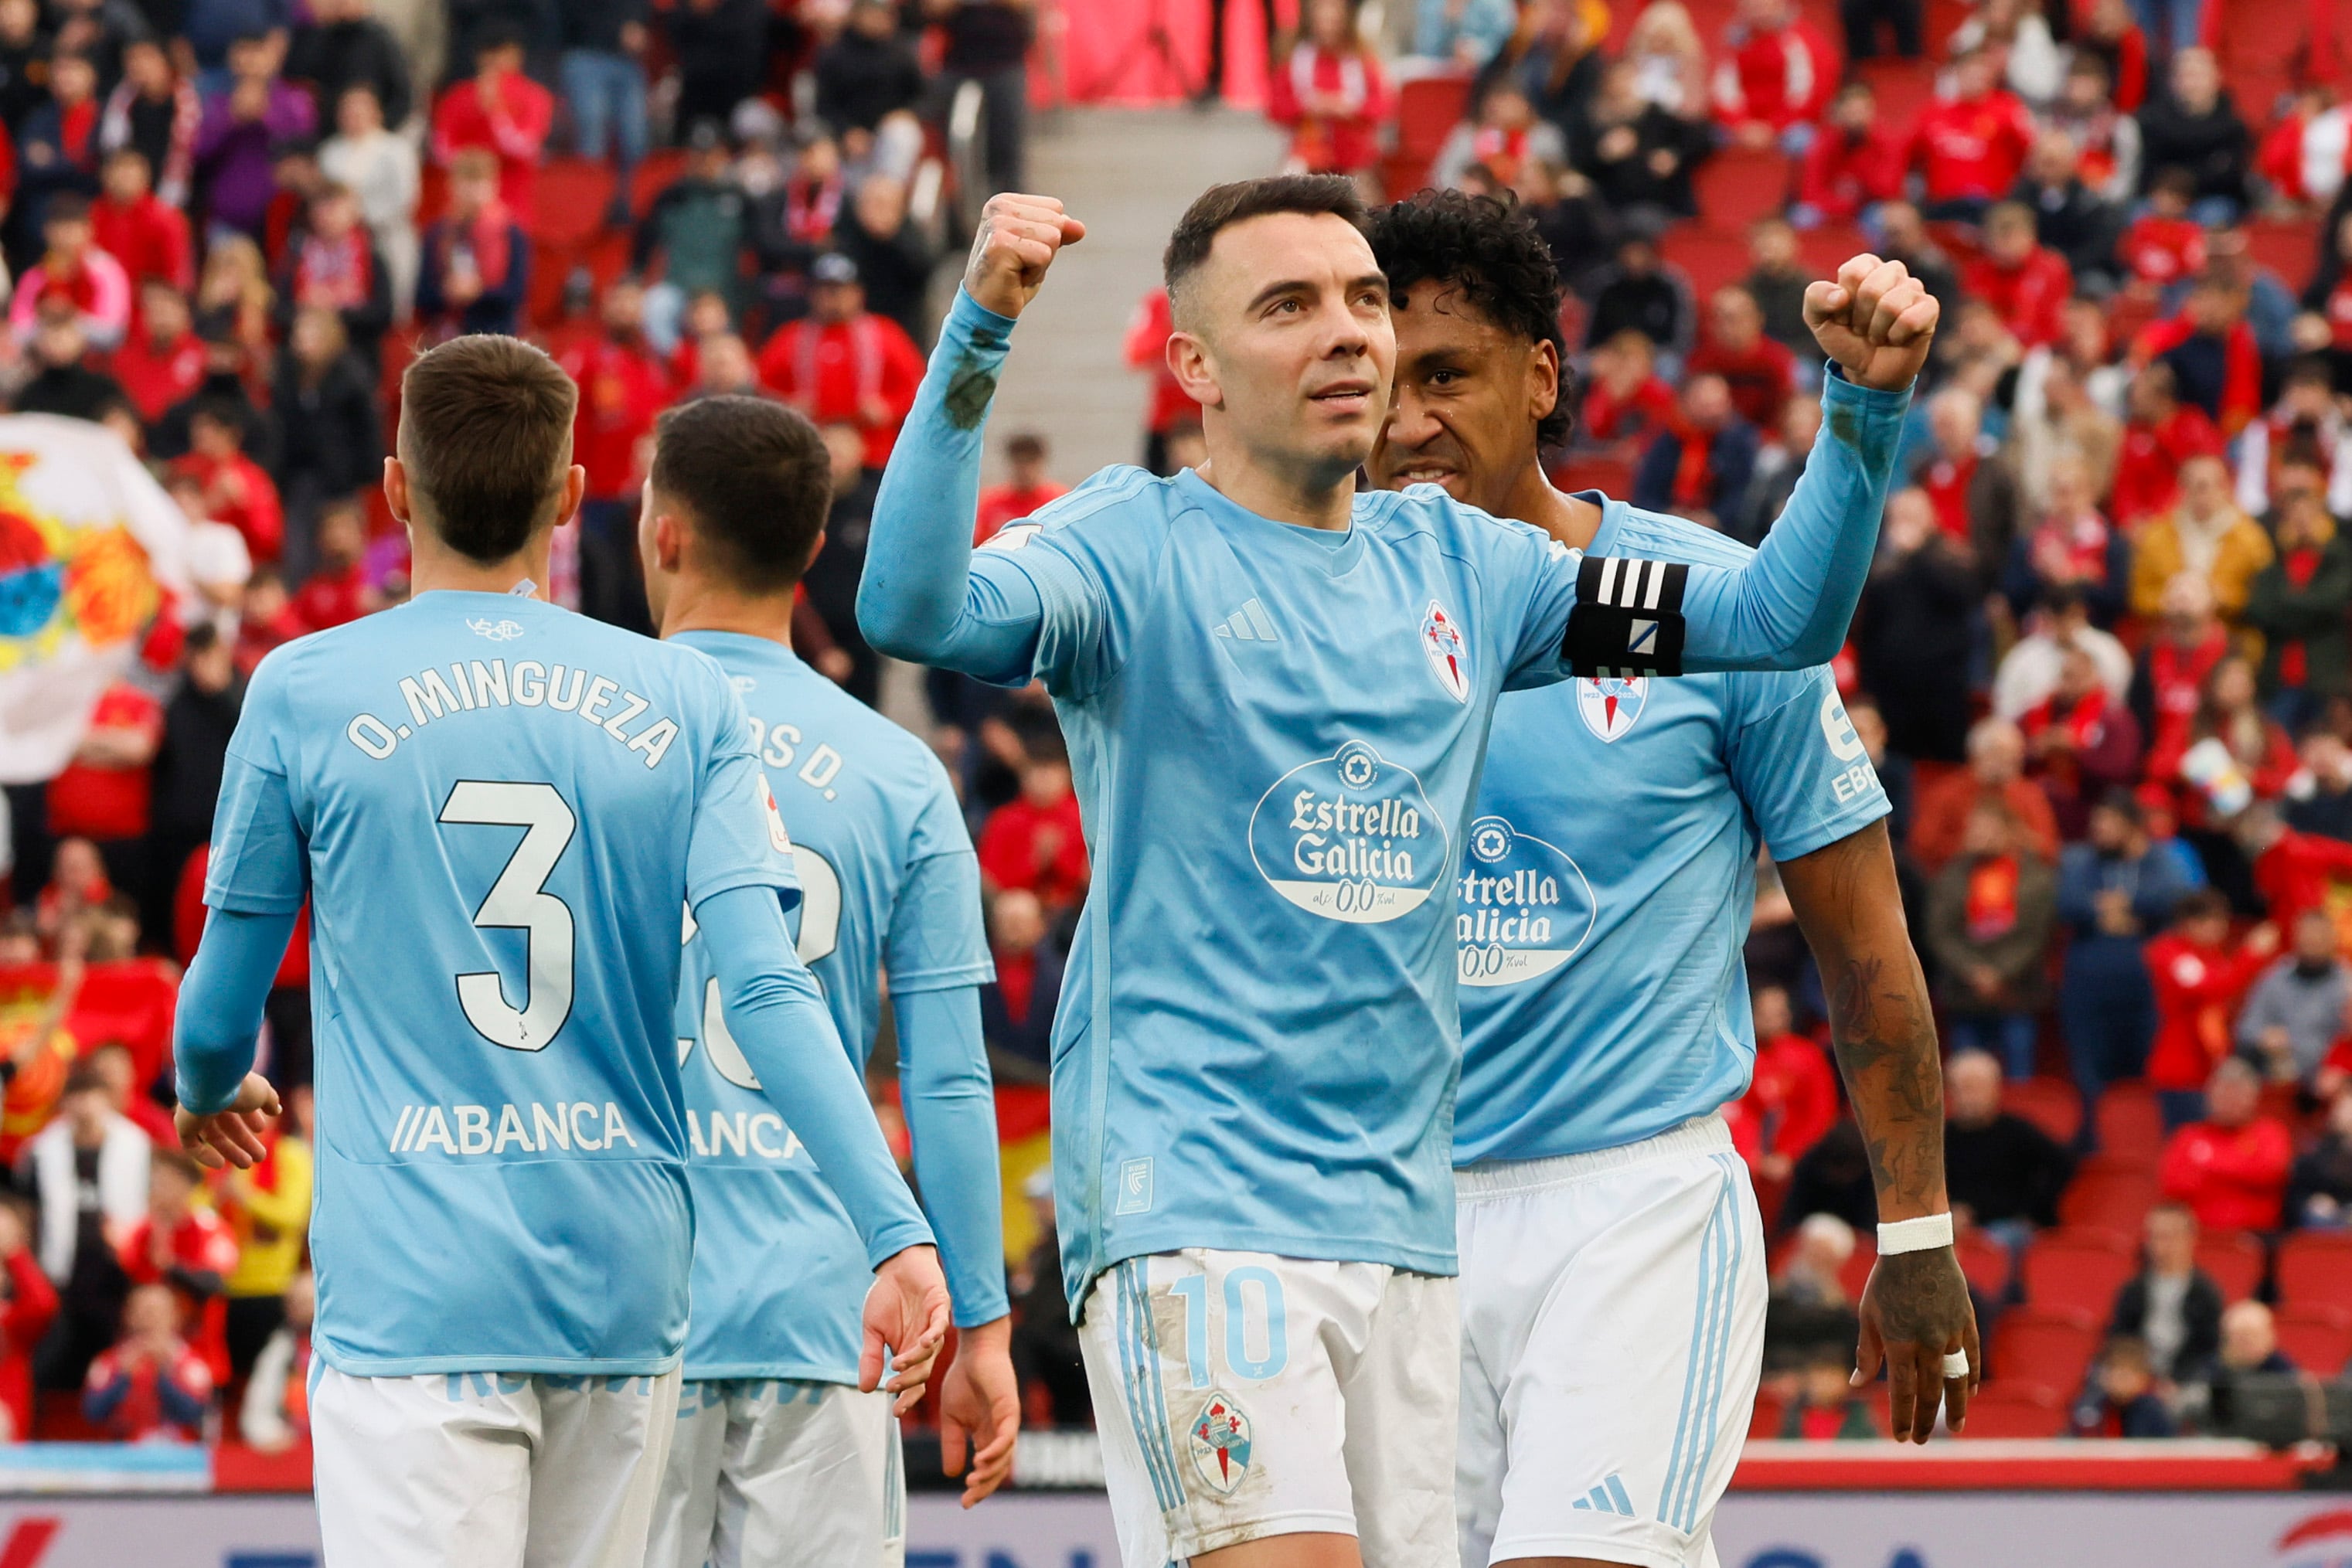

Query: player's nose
left=1384, top=386, right=1441, bottom=448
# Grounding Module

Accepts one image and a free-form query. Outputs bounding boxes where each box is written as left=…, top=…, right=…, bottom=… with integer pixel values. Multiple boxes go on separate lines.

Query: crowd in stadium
left=0, top=0, right=2349, bottom=1456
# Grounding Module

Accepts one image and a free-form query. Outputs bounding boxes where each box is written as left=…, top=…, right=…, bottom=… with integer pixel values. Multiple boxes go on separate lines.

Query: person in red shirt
left=2133, top=278, right=2264, bottom=439
left=1124, top=286, right=1193, bottom=474
left=975, top=431, right=1067, bottom=546
left=979, top=750, right=1090, bottom=915
left=1265, top=0, right=1391, bottom=179
left=0, top=1200, right=56, bottom=1442
left=289, top=502, right=374, bottom=634
left=1906, top=47, right=2037, bottom=219
left=82, top=1282, right=212, bottom=1442
left=115, top=1150, right=239, bottom=1384
left=1683, top=284, right=1794, bottom=430
left=2112, top=362, right=2224, bottom=526
left=109, top=279, right=207, bottom=423
left=2144, top=890, right=2271, bottom=1113
left=2077, top=0, right=2149, bottom=114
left=757, top=253, right=923, bottom=470
left=556, top=277, right=674, bottom=511
left=2132, top=570, right=2231, bottom=764
left=90, top=145, right=191, bottom=293
left=1574, top=328, right=1680, bottom=456
left=2159, top=1056, right=2295, bottom=1228
left=170, top=400, right=284, bottom=563
left=2118, top=168, right=2210, bottom=294
left=2022, top=643, right=2143, bottom=839
left=7, top=193, right=132, bottom=350
left=1738, top=985, right=1838, bottom=1184
left=1965, top=202, right=2072, bottom=349
left=1793, top=80, right=1904, bottom=226
left=2244, top=804, right=2352, bottom=948
left=46, top=683, right=162, bottom=905
left=428, top=26, right=550, bottom=216
left=1709, top=0, right=1836, bottom=150
left=276, top=183, right=390, bottom=366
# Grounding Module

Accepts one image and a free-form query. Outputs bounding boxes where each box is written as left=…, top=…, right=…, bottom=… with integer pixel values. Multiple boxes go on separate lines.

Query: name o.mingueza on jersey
left=386, top=1100, right=640, bottom=1157
left=344, top=659, right=685, bottom=767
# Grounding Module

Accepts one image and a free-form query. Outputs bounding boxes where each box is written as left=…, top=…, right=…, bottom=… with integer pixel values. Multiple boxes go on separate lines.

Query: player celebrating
left=1365, top=189, right=1976, bottom=1568
left=172, top=337, right=949, bottom=1568
left=635, top=396, right=1019, bottom=1567
left=860, top=177, right=1928, bottom=1568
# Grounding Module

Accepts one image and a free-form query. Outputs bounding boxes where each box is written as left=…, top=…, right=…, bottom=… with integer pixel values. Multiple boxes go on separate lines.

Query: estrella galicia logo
left=1456, top=815, right=1595, bottom=987
left=1249, top=740, right=1447, bottom=923
left=1577, top=675, right=1646, bottom=742
left=1190, top=1389, right=1254, bottom=1496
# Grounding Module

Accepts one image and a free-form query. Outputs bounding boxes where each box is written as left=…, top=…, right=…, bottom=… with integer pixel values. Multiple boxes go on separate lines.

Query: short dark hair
left=650, top=396, right=832, bottom=594
left=1162, top=175, right=1370, bottom=320
left=1367, top=189, right=1573, bottom=449
left=398, top=335, right=577, bottom=564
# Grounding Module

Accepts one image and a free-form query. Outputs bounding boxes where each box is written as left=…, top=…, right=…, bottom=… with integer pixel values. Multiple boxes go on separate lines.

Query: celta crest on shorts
left=1190, top=1390, right=1253, bottom=1495
left=1577, top=675, right=1647, bottom=743
left=1420, top=600, right=1471, bottom=702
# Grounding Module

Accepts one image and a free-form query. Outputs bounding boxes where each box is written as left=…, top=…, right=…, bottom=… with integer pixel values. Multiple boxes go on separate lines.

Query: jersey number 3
left=439, top=781, right=578, bottom=1052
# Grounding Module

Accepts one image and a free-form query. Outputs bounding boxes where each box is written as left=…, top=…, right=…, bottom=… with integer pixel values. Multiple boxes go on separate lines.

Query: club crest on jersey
left=1420, top=600, right=1471, bottom=702
left=466, top=617, right=524, bottom=641
left=757, top=772, right=792, bottom=855
left=1577, top=675, right=1647, bottom=742
left=1190, top=1391, right=1254, bottom=1496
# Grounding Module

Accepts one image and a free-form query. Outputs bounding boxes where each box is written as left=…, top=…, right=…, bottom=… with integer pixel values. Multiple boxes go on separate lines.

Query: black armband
left=1562, top=556, right=1689, bottom=677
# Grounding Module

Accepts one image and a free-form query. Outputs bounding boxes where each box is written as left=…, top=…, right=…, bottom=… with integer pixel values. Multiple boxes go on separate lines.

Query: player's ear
left=381, top=455, right=409, bottom=525
left=557, top=463, right=588, bottom=529
left=1166, top=330, right=1221, bottom=411
left=1527, top=338, right=1560, bottom=427
left=801, top=526, right=828, bottom=577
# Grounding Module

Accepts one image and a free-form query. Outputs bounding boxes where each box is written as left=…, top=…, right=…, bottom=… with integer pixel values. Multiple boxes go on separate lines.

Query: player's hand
left=1804, top=255, right=1938, bottom=393
left=175, top=1073, right=282, bottom=1171
left=1853, top=1245, right=1980, bottom=1443
left=962, top=193, right=1086, bottom=321
left=938, top=1315, right=1019, bottom=1508
left=859, top=1243, right=952, bottom=1415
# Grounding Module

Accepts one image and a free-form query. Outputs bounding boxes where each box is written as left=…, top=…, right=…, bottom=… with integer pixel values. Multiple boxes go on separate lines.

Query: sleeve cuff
left=952, top=1289, right=1013, bottom=1330
left=864, top=1217, right=939, bottom=1270
left=1820, top=361, right=1916, bottom=415
left=949, top=287, right=1019, bottom=344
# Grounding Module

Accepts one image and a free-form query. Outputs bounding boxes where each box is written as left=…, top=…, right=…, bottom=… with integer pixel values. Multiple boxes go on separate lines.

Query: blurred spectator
left=1839, top=0, right=1918, bottom=61
left=2147, top=889, right=2270, bottom=1122
left=2128, top=457, right=2271, bottom=626
left=17, top=49, right=106, bottom=240
left=1631, top=372, right=1755, bottom=524
left=273, top=308, right=380, bottom=569
left=1482, top=0, right=1610, bottom=134
left=17, top=1060, right=143, bottom=1391
left=81, top=1281, right=212, bottom=1441
left=2160, top=1056, right=2294, bottom=1229
left=2286, top=730, right=2352, bottom=844
left=815, top=0, right=925, bottom=182
left=1778, top=1346, right=1878, bottom=1438
left=1741, top=217, right=1812, bottom=358
left=172, top=399, right=282, bottom=563
left=2013, top=132, right=2124, bottom=287
left=558, top=0, right=648, bottom=225
left=2237, top=907, right=2348, bottom=1091
left=1728, top=396, right=1819, bottom=545
left=1124, top=286, right=1190, bottom=474
left=115, top=1148, right=237, bottom=1383
left=1794, top=80, right=1904, bottom=226
left=1416, top=0, right=1519, bottom=69
left=1620, top=1, right=1708, bottom=117
left=1736, top=985, right=1836, bottom=1185
left=2245, top=491, right=2352, bottom=732
left=2150, top=657, right=2293, bottom=900
left=45, top=668, right=161, bottom=915
left=635, top=122, right=755, bottom=347
left=1952, top=0, right=2062, bottom=108
left=667, top=0, right=772, bottom=136
left=1996, top=590, right=2134, bottom=724
left=318, top=83, right=417, bottom=315
left=1906, top=47, right=2037, bottom=221
left=219, top=1122, right=309, bottom=1381
left=1587, top=226, right=1695, bottom=363
left=1572, top=58, right=1707, bottom=220
left=2236, top=376, right=2352, bottom=526
left=979, top=743, right=1088, bottom=913
left=2111, top=1202, right=2221, bottom=1379
left=428, top=24, right=547, bottom=214
left=795, top=423, right=880, bottom=706
left=15, top=305, right=128, bottom=421
left=2119, top=168, right=2207, bottom=298
left=2019, top=641, right=2143, bottom=838
left=1911, top=716, right=2061, bottom=872
left=99, top=37, right=200, bottom=213
left=1873, top=199, right=1962, bottom=321
left=2193, top=1299, right=2295, bottom=1431
left=2058, top=792, right=2197, bottom=1103
left=1928, top=802, right=2058, bottom=1075
left=757, top=253, right=921, bottom=471
left=93, top=146, right=192, bottom=293
left=194, top=32, right=316, bottom=240
left=238, top=1267, right=311, bottom=1451
left=1780, top=1117, right=1877, bottom=1232
left=2135, top=49, right=2248, bottom=221
left=274, top=183, right=390, bottom=366
left=1687, top=284, right=1794, bottom=430
left=1576, top=327, right=1678, bottom=457
left=414, top=148, right=526, bottom=339
left=288, top=502, right=375, bottom=633
left=1434, top=81, right=1567, bottom=194
left=2139, top=277, right=2262, bottom=437
left=1708, top=0, right=1835, bottom=152
left=1945, top=1046, right=2075, bottom=1245
left=1858, top=489, right=1979, bottom=766
left=284, top=0, right=409, bottom=134
left=557, top=274, right=670, bottom=530
left=2071, top=1335, right=2178, bottom=1436
left=1966, top=202, right=2071, bottom=349
left=2286, top=1085, right=2352, bottom=1227
left=2130, top=570, right=2231, bottom=762
left=1268, top=0, right=1390, bottom=182
left=975, top=431, right=1065, bottom=546
left=147, top=623, right=241, bottom=933
left=835, top=175, right=934, bottom=344
left=0, top=1199, right=54, bottom=1440
left=1007, top=1167, right=1088, bottom=1423
left=1762, top=1212, right=1861, bottom=1369
left=10, top=195, right=131, bottom=349
left=2003, top=461, right=2129, bottom=626
left=980, top=887, right=1060, bottom=1074
left=2258, top=85, right=2350, bottom=213
left=1913, top=385, right=2023, bottom=579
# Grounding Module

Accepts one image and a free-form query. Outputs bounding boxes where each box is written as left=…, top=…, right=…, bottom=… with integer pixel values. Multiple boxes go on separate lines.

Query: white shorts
left=311, top=1364, right=681, bottom=1568
left=1456, top=1115, right=1766, bottom=1568
left=645, top=1378, right=904, bottom=1568
left=1077, top=1248, right=1457, bottom=1568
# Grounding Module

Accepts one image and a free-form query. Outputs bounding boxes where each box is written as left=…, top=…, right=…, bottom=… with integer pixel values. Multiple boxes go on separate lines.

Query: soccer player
left=171, top=336, right=950, bottom=1568
left=859, top=177, right=1929, bottom=1568
left=634, top=396, right=1019, bottom=1566
left=1364, top=189, right=1978, bottom=1568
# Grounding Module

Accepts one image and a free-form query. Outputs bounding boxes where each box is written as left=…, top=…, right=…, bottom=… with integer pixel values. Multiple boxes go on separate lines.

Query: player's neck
left=408, top=527, right=553, bottom=600
left=1493, top=461, right=1601, bottom=551
left=1196, top=451, right=1357, bottom=532
left=659, top=579, right=797, bottom=649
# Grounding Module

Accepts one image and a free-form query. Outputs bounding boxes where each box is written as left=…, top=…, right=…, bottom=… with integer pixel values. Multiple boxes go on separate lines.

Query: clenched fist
left=962, top=193, right=1088, bottom=321
left=1804, top=255, right=1938, bottom=393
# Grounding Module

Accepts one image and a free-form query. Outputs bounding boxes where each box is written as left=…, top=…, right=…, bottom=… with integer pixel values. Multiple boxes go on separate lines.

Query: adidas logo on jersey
left=1569, top=1474, right=1637, bottom=1518
left=1213, top=598, right=1281, bottom=643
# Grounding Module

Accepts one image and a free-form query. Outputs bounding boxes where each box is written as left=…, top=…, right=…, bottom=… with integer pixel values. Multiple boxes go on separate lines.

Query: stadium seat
left=1956, top=1383, right=2067, bottom=1438
left=629, top=149, right=690, bottom=216
left=2020, top=1228, right=2138, bottom=1317
left=2274, top=1304, right=2352, bottom=1379
left=1550, top=454, right=1637, bottom=498
left=2277, top=1231, right=2352, bottom=1308
left=2055, top=1155, right=2159, bottom=1241
left=1795, top=223, right=1871, bottom=283
left=1923, top=0, right=1972, bottom=53
left=2095, top=1081, right=2163, bottom=1161
left=2245, top=216, right=2322, bottom=287
left=1990, top=1305, right=2100, bottom=1399
left=1853, top=59, right=1938, bottom=143
left=2195, top=1230, right=2267, bottom=1304
left=1748, top=1387, right=1787, bottom=1439
left=1383, top=70, right=1474, bottom=200
left=1692, top=146, right=1792, bottom=231
left=1659, top=223, right=1752, bottom=304
left=530, top=158, right=618, bottom=249
left=1840, top=1234, right=1880, bottom=1303
left=2003, top=1076, right=2083, bottom=1147
left=1955, top=1226, right=2014, bottom=1301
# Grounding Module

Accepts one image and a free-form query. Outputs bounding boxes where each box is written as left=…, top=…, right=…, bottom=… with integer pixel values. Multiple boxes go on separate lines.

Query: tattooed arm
left=1779, top=818, right=1981, bottom=1443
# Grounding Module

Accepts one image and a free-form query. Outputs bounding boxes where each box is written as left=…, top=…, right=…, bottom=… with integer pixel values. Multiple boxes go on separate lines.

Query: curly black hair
left=1367, top=189, right=1573, bottom=451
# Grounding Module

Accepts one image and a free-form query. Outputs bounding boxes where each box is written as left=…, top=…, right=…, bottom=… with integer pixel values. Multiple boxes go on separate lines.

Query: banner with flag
left=0, top=415, right=192, bottom=784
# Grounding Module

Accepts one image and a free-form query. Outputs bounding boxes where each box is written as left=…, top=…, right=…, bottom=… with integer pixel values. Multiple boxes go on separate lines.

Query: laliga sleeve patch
left=758, top=772, right=793, bottom=855
left=1562, top=555, right=1688, bottom=678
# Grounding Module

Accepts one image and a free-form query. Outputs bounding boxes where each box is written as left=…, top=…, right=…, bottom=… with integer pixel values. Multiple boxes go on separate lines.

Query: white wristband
left=1877, top=1213, right=1955, bottom=1254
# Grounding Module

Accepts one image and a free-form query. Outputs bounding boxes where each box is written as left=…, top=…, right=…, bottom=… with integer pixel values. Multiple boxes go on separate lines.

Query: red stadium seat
left=2277, top=1232, right=2352, bottom=1308
left=2021, top=1228, right=2138, bottom=1316
left=1840, top=1235, right=1880, bottom=1303
left=2275, top=1304, right=2352, bottom=1379
left=1748, top=1387, right=1788, bottom=1439
left=1956, top=1384, right=2067, bottom=1438
left=1550, top=454, right=1638, bottom=498
left=629, top=149, right=690, bottom=216
left=2055, top=1156, right=2160, bottom=1242
left=1383, top=70, right=1475, bottom=199
left=1796, top=223, right=1871, bottom=282
left=2095, top=1081, right=2163, bottom=1162
left=2245, top=216, right=2322, bottom=289
left=1853, top=58, right=1938, bottom=142
left=529, top=158, right=618, bottom=248
left=1991, top=1306, right=2100, bottom=1399
left=1923, top=0, right=1972, bottom=54
left=1693, top=146, right=1793, bottom=230
left=2195, top=1230, right=2267, bottom=1304
left=2003, top=1076, right=2083, bottom=1148
left=1660, top=223, right=1752, bottom=305
left=1955, top=1227, right=2013, bottom=1301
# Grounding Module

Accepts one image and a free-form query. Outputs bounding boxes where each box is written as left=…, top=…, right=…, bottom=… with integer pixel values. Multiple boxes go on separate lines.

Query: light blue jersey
left=669, top=632, right=998, bottom=1382
left=1454, top=506, right=1891, bottom=1166
left=201, top=592, right=806, bottom=1376
left=859, top=291, right=1911, bottom=1314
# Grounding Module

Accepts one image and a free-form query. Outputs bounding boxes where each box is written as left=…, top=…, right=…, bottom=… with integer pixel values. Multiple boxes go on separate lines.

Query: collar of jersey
left=1574, top=490, right=1627, bottom=560
left=672, top=628, right=806, bottom=677
left=1172, top=467, right=1367, bottom=577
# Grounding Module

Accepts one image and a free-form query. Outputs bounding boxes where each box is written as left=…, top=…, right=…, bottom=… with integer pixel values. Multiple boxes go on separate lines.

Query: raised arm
left=857, top=195, right=1087, bottom=682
